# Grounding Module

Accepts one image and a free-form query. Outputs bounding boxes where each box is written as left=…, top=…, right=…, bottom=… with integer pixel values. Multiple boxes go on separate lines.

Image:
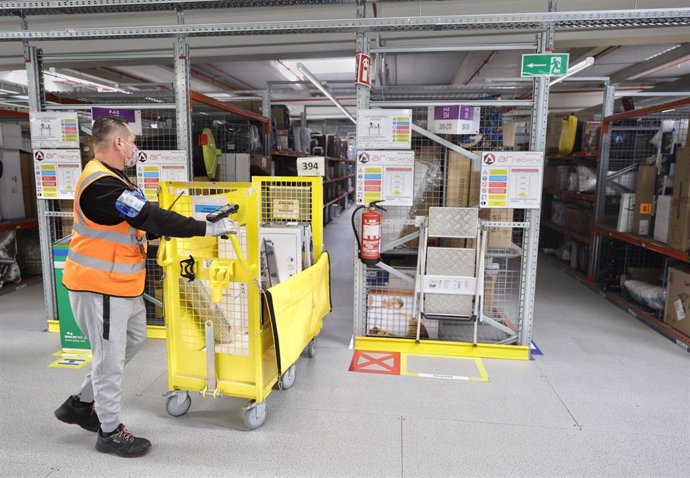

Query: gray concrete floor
left=1, top=211, right=689, bottom=477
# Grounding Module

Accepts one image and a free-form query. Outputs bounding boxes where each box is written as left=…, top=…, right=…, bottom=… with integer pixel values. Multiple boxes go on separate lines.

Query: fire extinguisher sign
left=355, top=52, right=372, bottom=87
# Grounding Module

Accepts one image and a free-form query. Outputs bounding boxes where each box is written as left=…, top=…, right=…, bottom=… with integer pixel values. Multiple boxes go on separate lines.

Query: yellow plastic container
left=157, top=177, right=329, bottom=429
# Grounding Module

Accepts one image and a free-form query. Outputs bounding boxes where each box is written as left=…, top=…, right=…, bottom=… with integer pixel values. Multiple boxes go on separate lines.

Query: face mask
left=119, top=138, right=140, bottom=168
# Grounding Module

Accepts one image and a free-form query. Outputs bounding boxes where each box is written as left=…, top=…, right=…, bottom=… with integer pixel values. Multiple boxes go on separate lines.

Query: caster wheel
left=242, top=401, right=267, bottom=430
left=165, top=392, right=191, bottom=417
left=276, top=364, right=296, bottom=391
left=304, top=338, right=317, bottom=358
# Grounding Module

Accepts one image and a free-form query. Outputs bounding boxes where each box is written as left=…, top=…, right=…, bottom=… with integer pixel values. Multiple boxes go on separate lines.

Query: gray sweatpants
left=68, top=291, right=147, bottom=433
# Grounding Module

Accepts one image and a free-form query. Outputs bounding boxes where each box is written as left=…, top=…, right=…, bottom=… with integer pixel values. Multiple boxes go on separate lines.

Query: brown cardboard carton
left=633, top=165, right=656, bottom=236
left=480, top=208, right=514, bottom=248
left=672, top=148, right=690, bottom=200
left=542, top=165, right=558, bottom=190
left=564, top=207, right=593, bottom=236
left=468, top=168, right=481, bottom=208
left=663, top=266, right=690, bottom=337
left=445, top=151, right=471, bottom=207
left=19, top=151, right=37, bottom=219
left=668, top=198, right=690, bottom=252
left=444, top=151, right=471, bottom=247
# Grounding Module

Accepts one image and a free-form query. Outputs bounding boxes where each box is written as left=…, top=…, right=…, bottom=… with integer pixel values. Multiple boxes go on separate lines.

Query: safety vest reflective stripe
left=72, top=221, right=141, bottom=246
left=67, top=249, right=145, bottom=274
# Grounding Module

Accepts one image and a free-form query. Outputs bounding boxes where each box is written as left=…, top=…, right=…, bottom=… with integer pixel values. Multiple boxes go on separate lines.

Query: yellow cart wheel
left=304, top=338, right=317, bottom=358
left=242, top=400, right=267, bottom=430
left=165, top=391, right=191, bottom=417
left=275, top=364, right=296, bottom=391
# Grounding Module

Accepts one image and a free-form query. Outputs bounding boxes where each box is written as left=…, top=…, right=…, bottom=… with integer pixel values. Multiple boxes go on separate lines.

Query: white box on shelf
left=617, top=193, right=636, bottom=233
left=654, top=195, right=672, bottom=243
left=260, top=223, right=310, bottom=286
left=219, top=153, right=250, bottom=182
left=0, top=124, right=23, bottom=150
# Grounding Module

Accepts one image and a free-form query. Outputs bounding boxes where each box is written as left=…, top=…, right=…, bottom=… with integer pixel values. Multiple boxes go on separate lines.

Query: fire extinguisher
left=351, top=200, right=387, bottom=265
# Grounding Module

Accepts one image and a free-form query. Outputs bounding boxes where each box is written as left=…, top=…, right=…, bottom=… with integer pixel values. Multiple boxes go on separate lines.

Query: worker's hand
left=205, top=218, right=234, bottom=237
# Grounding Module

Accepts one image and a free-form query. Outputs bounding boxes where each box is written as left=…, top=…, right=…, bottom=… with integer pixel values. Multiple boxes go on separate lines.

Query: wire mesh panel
left=601, top=104, right=690, bottom=232
left=357, top=102, right=533, bottom=344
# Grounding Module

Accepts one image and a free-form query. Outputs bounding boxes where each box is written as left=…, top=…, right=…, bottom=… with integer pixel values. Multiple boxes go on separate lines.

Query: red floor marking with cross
left=349, top=351, right=401, bottom=375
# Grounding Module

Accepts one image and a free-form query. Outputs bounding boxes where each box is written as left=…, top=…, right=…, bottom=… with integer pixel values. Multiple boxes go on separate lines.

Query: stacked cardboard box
left=633, top=164, right=656, bottom=236
left=669, top=148, right=690, bottom=252
left=664, top=266, right=690, bottom=337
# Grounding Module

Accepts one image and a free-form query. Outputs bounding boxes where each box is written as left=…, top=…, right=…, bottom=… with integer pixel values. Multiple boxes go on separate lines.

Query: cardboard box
left=480, top=208, right=514, bottom=249
left=0, top=123, right=23, bottom=150
left=542, top=165, right=558, bottom=190
left=663, top=266, right=690, bottom=337
left=671, top=148, right=690, bottom=200
left=654, top=195, right=672, bottom=243
left=445, top=151, right=471, bottom=208
left=633, top=165, right=656, bottom=236
left=468, top=168, right=481, bottom=208
left=581, top=120, right=601, bottom=154
left=620, top=267, right=663, bottom=287
left=19, top=151, right=37, bottom=219
left=668, top=198, right=690, bottom=252
left=564, top=207, right=592, bottom=236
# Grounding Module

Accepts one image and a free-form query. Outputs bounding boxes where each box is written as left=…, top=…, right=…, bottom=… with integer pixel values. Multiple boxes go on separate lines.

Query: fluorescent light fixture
left=283, top=58, right=355, bottom=76
left=295, top=63, right=356, bottom=124
left=45, top=70, right=127, bottom=93
left=662, top=109, right=676, bottom=113
left=549, top=57, right=594, bottom=87
left=645, top=44, right=681, bottom=61
left=0, top=88, right=20, bottom=95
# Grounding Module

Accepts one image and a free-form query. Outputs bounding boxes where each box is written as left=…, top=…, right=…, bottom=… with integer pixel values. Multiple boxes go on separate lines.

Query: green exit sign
left=521, top=53, right=569, bottom=77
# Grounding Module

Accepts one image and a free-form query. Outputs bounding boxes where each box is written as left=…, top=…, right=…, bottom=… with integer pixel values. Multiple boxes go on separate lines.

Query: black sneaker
left=95, top=424, right=151, bottom=458
left=54, top=395, right=100, bottom=432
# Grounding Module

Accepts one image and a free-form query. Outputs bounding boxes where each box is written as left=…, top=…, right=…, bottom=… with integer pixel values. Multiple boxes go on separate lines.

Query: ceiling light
left=45, top=70, right=127, bottom=93
left=549, top=57, right=595, bottom=87
left=283, top=58, right=355, bottom=76
left=645, top=44, right=681, bottom=61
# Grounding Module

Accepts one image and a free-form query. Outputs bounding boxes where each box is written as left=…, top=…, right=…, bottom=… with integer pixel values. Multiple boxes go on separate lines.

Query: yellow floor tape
left=400, top=354, right=489, bottom=382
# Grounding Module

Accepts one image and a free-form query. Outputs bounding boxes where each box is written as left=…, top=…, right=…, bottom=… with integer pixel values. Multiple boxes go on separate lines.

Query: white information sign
left=356, top=150, right=415, bottom=207
left=480, top=151, right=544, bottom=209
left=135, top=150, right=189, bottom=201
left=297, top=156, right=325, bottom=177
left=427, top=105, right=481, bottom=135
left=29, top=112, right=80, bottom=149
left=33, top=149, right=82, bottom=199
left=356, top=109, right=412, bottom=150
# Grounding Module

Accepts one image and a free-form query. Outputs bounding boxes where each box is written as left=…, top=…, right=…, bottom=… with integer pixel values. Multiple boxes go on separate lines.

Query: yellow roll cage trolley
left=156, top=177, right=331, bottom=429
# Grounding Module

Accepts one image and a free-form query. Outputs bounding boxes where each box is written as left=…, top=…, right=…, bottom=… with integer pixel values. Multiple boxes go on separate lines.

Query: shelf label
left=675, top=299, right=686, bottom=321
left=135, top=150, right=188, bottom=201
left=297, top=156, right=325, bottom=177
left=356, top=150, right=415, bottom=206
left=33, top=149, right=82, bottom=199
left=30, top=112, right=80, bottom=149
left=521, top=53, right=569, bottom=77
left=480, top=151, right=544, bottom=209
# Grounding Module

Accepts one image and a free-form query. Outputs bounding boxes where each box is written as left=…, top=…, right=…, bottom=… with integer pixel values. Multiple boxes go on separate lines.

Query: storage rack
left=587, top=95, right=690, bottom=351
left=5, top=0, right=688, bottom=342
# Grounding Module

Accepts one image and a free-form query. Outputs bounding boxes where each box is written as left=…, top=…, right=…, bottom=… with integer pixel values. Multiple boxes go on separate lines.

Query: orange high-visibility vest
left=62, top=160, right=147, bottom=297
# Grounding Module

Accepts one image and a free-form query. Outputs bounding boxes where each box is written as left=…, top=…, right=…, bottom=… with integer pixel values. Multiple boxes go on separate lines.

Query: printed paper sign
left=427, top=106, right=480, bottom=135
left=33, top=149, right=82, bottom=199
left=135, top=150, right=189, bottom=201
left=356, top=109, right=412, bottom=150
left=29, top=112, right=80, bottom=149
left=356, top=150, right=415, bottom=206
left=297, top=156, right=325, bottom=177
left=91, top=107, right=142, bottom=135
left=480, top=151, right=544, bottom=209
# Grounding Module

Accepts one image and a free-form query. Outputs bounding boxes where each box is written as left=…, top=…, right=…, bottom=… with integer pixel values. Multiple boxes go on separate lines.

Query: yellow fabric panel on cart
left=558, top=114, right=578, bottom=155
left=264, top=252, right=331, bottom=374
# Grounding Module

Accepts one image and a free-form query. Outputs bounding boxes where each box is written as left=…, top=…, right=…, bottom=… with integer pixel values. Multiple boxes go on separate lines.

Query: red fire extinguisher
left=351, top=200, right=387, bottom=265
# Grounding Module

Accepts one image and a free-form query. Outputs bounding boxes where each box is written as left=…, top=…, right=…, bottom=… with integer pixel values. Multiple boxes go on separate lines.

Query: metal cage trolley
left=157, top=177, right=330, bottom=429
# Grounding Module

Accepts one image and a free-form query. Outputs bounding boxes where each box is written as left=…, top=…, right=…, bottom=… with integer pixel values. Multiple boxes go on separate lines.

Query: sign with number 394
left=297, top=156, right=325, bottom=177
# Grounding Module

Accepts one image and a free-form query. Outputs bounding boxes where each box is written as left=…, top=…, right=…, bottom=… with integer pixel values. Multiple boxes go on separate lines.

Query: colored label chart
left=60, top=118, right=79, bottom=145
left=38, top=164, right=58, bottom=198
left=359, top=167, right=383, bottom=204
left=392, top=116, right=411, bottom=145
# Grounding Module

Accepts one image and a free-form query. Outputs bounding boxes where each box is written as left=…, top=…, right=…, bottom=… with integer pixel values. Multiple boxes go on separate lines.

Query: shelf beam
left=593, top=223, right=690, bottom=262
left=2, top=9, right=690, bottom=41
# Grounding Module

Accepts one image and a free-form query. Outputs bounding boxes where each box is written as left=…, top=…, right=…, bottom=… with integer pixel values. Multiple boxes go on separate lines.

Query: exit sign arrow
left=521, top=53, right=569, bottom=77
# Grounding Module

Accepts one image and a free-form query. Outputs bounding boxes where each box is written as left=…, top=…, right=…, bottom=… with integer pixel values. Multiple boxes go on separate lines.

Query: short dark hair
left=92, top=115, right=130, bottom=146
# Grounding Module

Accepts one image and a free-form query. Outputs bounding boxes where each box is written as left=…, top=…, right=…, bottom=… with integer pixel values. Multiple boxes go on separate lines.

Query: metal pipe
left=46, top=103, right=176, bottom=110
left=296, top=62, right=356, bottom=124
left=614, top=91, right=690, bottom=97
left=371, top=43, right=537, bottom=54
left=371, top=100, right=533, bottom=107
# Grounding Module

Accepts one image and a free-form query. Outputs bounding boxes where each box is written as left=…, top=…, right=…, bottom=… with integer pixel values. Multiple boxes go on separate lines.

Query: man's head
left=92, top=115, right=139, bottom=170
